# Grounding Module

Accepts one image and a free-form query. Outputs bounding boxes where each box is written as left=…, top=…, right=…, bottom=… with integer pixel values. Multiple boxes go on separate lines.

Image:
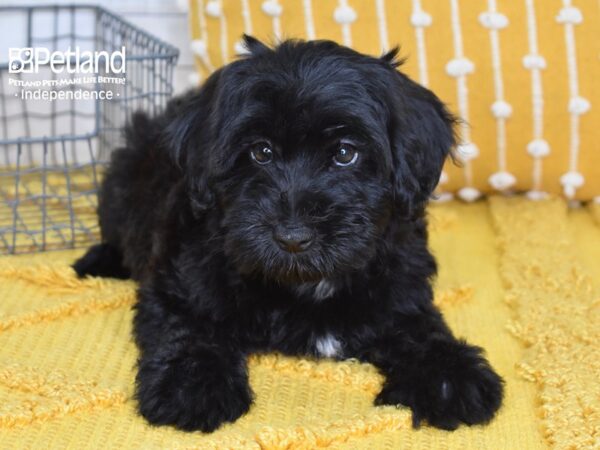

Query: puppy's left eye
left=333, top=143, right=358, bottom=166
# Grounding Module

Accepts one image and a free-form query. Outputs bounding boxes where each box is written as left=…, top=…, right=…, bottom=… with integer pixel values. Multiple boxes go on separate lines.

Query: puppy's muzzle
left=273, top=224, right=314, bottom=253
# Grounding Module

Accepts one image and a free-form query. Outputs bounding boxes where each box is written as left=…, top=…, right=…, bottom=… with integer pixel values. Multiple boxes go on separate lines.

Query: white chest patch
left=314, top=279, right=336, bottom=301
left=315, top=334, right=342, bottom=358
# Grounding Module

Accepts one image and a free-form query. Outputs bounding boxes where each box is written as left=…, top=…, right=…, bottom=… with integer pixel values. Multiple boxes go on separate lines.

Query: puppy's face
left=170, top=37, right=455, bottom=284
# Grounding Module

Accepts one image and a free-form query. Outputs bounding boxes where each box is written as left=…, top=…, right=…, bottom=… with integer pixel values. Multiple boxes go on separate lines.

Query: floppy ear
left=164, top=69, right=223, bottom=167
left=386, top=61, right=457, bottom=218
left=165, top=34, right=270, bottom=165
left=162, top=69, right=223, bottom=214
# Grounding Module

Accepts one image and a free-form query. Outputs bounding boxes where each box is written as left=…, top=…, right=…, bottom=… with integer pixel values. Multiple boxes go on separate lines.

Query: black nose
left=273, top=225, right=315, bottom=253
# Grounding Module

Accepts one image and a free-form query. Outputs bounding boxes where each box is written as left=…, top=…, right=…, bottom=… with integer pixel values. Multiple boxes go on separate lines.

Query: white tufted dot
left=568, top=96, right=591, bottom=115
left=234, top=40, right=251, bottom=55
left=527, top=139, right=550, bottom=158
left=556, top=6, right=583, bottom=24
left=205, top=0, right=222, bottom=17
left=456, top=143, right=479, bottom=162
left=445, top=58, right=475, bottom=77
left=188, top=72, right=201, bottom=86
left=333, top=5, right=358, bottom=25
left=526, top=190, right=549, bottom=201
left=261, top=0, right=283, bottom=17
left=522, top=54, right=546, bottom=70
left=432, top=192, right=454, bottom=203
left=561, top=171, right=584, bottom=198
left=491, top=100, right=512, bottom=118
left=561, top=171, right=584, bottom=188
left=410, top=11, right=432, bottom=27
left=478, top=11, right=509, bottom=29
left=489, top=171, right=516, bottom=190
left=458, top=187, right=481, bottom=202
left=190, top=39, right=208, bottom=57
left=594, top=196, right=600, bottom=205
left=439, top=171, right=449, bottom=185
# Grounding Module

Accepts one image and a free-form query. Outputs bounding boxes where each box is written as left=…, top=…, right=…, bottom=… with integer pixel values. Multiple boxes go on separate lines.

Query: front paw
left=375, top=339, right=504, bottom=430
left=136, top=347, right=253, bottom=432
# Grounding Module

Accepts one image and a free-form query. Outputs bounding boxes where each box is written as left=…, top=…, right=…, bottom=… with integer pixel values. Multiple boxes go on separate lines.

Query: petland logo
left=9, top=46, right=126, bottom=74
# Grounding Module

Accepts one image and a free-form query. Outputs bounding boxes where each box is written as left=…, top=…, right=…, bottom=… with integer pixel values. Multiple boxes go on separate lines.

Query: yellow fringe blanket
left=0, top=198, right=599, bottom=449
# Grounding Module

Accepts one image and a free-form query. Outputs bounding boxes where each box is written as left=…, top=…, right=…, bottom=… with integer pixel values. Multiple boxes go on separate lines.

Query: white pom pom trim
left=445, top=58, right=475, bottom=77
left=563, top=185, right=576, bottom=198
left=527, top=139, right=550, bottom=158
left=526, top=190, right=549, bottom=201
left=568, top=96, right=591, bottom=115
left=234, top=40, right=251, bottom=55
left=458, top=187, right=481, bottom=202
left=190, top=39, right=208, bottom=57
left=561, top=171, right=584, bottom=198
left=491, top=100, right=512, bottom=118
left=432, top=192, right=454, bottom=203
left=261, top=0, right=283, bottom=17
left=556, top=6, right=583, bottom=24
left=560, top=171, right=584, bottom=188
left=438, top=171, right=449, bottom=185
left=488, top=171, right=516, bottom=190
left=478, top=12, right=509, bottom=29
left=522, top=54, right=546, bottom=70
left=593, top=196, right=600, bottom=205
left=333, top=5, right=357, bottom=24
left=205, top=0, right=222, bottom=18
left=456, top=143, right=479, bottom=162
left=410, top=11, right=432, bottom=27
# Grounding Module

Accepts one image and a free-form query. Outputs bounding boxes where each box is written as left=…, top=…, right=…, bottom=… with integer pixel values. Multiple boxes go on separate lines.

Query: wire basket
left=0, top=5, right=179, bottom=254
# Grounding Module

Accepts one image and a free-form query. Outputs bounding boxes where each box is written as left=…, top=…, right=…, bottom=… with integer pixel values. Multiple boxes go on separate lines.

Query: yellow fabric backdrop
left=188, top=0, right=600, bottom=202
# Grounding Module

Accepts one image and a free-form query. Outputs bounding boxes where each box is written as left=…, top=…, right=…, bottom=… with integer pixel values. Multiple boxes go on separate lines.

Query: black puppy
left=74, top=36, right=503, bottom=432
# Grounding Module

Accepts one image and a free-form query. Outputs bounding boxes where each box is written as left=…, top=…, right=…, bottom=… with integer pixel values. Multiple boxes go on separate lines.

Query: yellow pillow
left=188, top=0, right=599, bottom=202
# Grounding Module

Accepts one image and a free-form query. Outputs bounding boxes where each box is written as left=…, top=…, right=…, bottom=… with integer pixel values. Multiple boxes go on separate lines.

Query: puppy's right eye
left=250, top=144, right=273, bottom=165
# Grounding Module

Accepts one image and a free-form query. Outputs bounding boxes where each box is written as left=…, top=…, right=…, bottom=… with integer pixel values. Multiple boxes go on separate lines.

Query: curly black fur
left=74, top=36, right=503, bottom=432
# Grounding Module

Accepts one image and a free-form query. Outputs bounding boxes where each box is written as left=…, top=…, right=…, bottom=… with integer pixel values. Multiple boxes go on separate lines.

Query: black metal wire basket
left=0, top=5, right=179, bottom=254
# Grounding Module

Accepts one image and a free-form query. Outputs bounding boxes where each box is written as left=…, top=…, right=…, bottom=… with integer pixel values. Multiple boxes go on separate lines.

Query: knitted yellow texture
left=489, top=197, right=600, bottom=449
left=0, top=198, right=598, bottom=448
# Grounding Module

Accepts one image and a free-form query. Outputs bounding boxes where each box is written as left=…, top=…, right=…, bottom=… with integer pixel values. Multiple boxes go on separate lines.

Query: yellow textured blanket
left=0, top=198, right=599, bottom=449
